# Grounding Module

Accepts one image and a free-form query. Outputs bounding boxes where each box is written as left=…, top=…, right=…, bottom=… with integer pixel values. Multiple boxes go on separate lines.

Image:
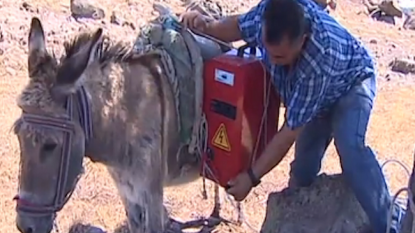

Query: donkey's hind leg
left=203, top=184, right=234, bottom=229
left=209, top=183, right=222, bottom=220
left=209, top=184, right=242, bottom=226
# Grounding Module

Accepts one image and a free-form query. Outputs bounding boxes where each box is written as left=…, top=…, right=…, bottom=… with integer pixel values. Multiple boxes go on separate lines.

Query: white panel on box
left=214, top=69, right=235, bottom=86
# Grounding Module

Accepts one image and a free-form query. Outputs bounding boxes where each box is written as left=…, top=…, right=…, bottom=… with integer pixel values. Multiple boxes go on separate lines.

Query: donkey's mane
left=64, top=31, right=136, bottom=67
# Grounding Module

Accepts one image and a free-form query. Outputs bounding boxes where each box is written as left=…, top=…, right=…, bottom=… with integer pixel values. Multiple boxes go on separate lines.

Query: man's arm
left=203, top=0, right=267, bottom=43
left=203, top=16, right=242, bottom=43
left=251, top=75, right=328, bottom=178
left=252, top=122, right=302, bottom=179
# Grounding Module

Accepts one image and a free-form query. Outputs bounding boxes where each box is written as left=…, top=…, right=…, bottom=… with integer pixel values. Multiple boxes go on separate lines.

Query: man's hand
left=226, top=122, right=302, bottom=202
left=180, top=11, right=242, bottom=43
left=226, top=172, right=253, bottom=201
left=180, top=11, right=210, bottom=33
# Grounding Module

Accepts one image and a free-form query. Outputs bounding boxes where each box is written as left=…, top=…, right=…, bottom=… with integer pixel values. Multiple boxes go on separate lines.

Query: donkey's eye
left=42, top=143, right=57, bottom=152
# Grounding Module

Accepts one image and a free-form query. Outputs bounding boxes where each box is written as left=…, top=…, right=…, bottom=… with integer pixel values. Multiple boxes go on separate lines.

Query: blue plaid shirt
left=238, top=0, right=376, bottom=129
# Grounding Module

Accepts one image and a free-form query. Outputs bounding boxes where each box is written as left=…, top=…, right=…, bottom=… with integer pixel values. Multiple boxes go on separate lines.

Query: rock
left=110, top=11, right=136, bottom=30
left=20, top=2, right=39, bottom=13
left=0, top=26, right=3, bottom=43
left=390, top=58, right=415, bottom=74
left=364, top=0, right=381, bottom=14
left=260, top=174, right=369, bottom=233
left=70, top=0, right=105, bottom=20
left=123, top=21, right=136, bottom=30
left=181, top=0, right=224, bottom=20
left=313, top=0, right=337, bottom=11
left=379, top=0, right=403, bottom=17
left=6, top=67, right=17, bottom=76
left=364, top=0, right=403, bottom=17
left=19, top=37, right=26, bottom=46
left=68, top=223, right=106, bottom=233
left=110, top=11, right=122, bottom=25
left=371, top=10, right=396, bottom=25
left=403, top=14, right=415, bottom=30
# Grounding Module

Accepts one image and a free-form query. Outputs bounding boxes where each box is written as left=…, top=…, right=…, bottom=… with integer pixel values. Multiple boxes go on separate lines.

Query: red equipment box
left=202, top=45, right=281, bottom=187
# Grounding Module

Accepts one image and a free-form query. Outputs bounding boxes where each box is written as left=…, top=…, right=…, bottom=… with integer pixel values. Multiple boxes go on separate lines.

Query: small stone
left=371, top=11, right=396, bottom=25
left=91, top=9, right=105, bottom=20
left=6, top=67, right=16, bottom=76
left=68, top=223, right=106, bottom=233
left=19, top=38, right=27, bottom=46
left=19, top=25, right=26, bottom=31
left=403, top=15, right=415, bottom=30
left=70, top=0, right=105, bottom=20
left=20, top=2, right=38, bottom=13
left=110, top=11, right=122, bottom=25
left=390, top=58, right=415, bottom=74
left=378, top=0, right=403, bottom=17
left=88, top=226, right=106, bottom=233
left=123, top=21, right=136, bottom=30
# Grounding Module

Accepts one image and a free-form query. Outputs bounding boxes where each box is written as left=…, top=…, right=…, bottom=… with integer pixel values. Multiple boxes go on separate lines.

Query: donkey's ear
left=28, top=17, right=46, bottom=54
left=28, top=17, right=47, bottom=74
left=52, top=28, right=103, bottom=98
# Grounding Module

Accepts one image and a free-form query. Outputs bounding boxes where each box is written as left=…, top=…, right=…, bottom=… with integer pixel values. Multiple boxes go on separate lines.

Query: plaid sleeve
left=237, top=0, right=267, bottom=45
left=285, top=48, right=333, bottom=130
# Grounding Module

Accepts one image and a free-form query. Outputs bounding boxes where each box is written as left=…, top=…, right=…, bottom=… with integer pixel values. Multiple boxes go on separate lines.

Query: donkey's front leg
left=121, top=182, right=168, bottom=233
left=111, top=168, right=167, bottom=233
left=124, top=190, right=166, bottom=233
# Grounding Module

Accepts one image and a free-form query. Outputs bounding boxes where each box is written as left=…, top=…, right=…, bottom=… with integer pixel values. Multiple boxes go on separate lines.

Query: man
left=181, top=0, right=404, bottom=232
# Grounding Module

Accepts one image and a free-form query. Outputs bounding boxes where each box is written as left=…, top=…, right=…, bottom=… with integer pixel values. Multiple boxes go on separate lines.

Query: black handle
left=236, top=43, right=257, bottom=57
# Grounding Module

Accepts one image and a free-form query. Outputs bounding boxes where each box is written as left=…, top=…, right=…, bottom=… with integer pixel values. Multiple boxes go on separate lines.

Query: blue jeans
left=289, top=76, right=391, bottom=233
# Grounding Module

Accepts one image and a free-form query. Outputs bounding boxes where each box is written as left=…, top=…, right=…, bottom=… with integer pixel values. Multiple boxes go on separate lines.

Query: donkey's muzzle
left=16, top=213, right=54, bottom=233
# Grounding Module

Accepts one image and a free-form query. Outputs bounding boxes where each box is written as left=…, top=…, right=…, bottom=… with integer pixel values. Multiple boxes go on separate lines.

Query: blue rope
left=161, top=15, right=183, bottom=31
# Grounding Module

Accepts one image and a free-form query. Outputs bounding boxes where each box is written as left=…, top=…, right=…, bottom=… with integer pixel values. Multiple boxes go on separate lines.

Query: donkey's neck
left=81, top=61, right=167, bottom=166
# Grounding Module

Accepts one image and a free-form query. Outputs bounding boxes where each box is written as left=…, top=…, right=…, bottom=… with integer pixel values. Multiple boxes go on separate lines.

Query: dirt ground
left=1, top=0, right=415, bottom=232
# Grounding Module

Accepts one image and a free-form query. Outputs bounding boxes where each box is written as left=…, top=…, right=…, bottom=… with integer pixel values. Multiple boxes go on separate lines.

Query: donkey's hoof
left=164, top=225, right=183, bottom=233
left=166, top=218, right=184, bottom=232
left=88, top=226, right=106, bottom=233
left=68, top=223, right=107, bottom=233
left=164, top=229, right=183, bottom=233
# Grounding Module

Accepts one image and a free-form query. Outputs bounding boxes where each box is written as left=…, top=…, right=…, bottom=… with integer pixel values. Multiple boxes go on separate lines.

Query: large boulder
left=260, top=173, right=370, bottom=233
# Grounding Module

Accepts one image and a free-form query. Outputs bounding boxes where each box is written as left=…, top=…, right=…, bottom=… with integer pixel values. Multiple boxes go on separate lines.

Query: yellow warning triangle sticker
left=212, top=123, right=231, bottom=152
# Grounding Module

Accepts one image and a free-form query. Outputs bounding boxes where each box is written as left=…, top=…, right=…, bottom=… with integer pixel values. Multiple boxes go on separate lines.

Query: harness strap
left=14, top=87, right=92, bottom=215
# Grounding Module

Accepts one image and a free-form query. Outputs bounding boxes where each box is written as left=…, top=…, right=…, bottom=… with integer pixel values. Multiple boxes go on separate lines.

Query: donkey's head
left=13, top=17, right=103, bottom=233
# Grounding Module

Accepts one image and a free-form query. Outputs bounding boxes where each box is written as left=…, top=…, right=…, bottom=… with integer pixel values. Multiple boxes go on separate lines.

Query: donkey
left=12, top=17, right=204, bottom=233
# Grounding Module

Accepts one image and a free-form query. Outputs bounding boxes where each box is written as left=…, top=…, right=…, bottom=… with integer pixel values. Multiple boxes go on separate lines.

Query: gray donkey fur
left=13, top=17, right=202, bottom=233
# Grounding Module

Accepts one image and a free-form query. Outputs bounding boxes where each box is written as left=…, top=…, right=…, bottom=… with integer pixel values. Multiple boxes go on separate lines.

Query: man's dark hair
left=262, top=0, right=309, bottom=45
